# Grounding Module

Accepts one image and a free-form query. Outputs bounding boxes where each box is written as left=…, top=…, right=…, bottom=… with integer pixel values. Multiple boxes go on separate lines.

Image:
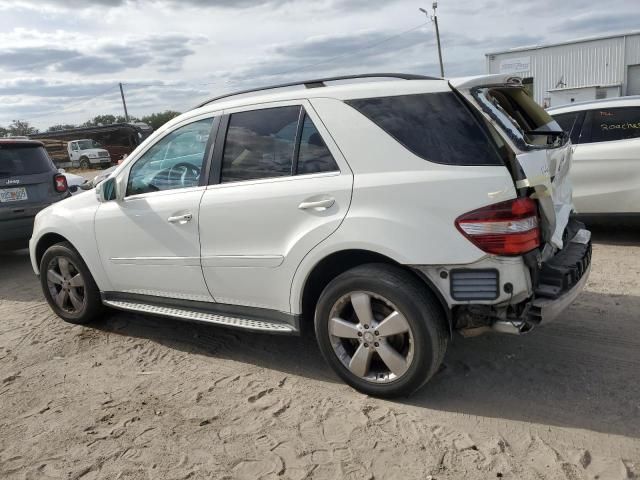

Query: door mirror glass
left=97, top=177, right=117, bottom=202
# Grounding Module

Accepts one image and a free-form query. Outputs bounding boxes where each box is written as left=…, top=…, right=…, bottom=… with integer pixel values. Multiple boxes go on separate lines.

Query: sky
left=0, top=0, right=639, bottom=130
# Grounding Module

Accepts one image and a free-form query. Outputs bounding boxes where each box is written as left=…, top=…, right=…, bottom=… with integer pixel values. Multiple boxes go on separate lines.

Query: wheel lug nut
left=374, top=342, right=379, bottom=347
left=364, top=343, right=369, bottom=348
left=358, top=332, right=362, bottom=337
left=374, top=331, right=379, bottom=336
left=364, top=325, right=369, bottom=329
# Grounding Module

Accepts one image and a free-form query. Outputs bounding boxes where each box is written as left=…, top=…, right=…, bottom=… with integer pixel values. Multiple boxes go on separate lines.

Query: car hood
left=81, top=148, right=109, bottom=155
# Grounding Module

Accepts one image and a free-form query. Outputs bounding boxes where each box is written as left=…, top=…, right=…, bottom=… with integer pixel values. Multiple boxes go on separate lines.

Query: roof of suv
left=547, top=95, right=640, bottom=115
left=190, top=74, right=452, bottom=117
left=0, top=138, right=44, bottom=147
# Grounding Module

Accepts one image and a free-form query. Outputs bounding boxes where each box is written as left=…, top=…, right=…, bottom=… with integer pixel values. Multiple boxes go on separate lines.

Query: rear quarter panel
left=290, top=98, right=519, bottom=312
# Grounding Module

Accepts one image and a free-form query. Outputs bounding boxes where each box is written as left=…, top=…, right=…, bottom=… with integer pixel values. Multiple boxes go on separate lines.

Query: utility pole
left=119, top=82, right=130, bottom=122
left=419, top=3, right=445, bottom=77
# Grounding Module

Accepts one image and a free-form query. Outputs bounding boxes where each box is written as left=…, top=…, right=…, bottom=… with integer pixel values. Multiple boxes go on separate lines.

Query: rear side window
left=347, top=92, right=503, bottom=166
left=297, top=114, right=339, bottom=174
left=580, top=107, right=640, bottom=143
left=0, top=145, right=53, bottom=177
left=221, top=106, right=300, bottom=183
left=552, top=112, right=583, bottom=144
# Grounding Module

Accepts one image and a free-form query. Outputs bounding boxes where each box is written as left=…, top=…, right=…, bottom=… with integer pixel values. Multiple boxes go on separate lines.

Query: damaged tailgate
left=451, top=74, right=573, bottom=254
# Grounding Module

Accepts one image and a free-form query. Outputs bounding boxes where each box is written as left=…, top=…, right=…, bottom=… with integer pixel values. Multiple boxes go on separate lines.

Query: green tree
left=140, top=110, right=181, bottom=130
left=8, top=120, right=38, bottom=136
left=0, top=126, right=8, bottom=138
left=47, top=124, right=77, bottom=132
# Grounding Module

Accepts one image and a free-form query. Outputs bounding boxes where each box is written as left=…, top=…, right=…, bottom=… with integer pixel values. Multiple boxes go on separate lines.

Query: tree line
left=0, top=111, right=181, bottom=137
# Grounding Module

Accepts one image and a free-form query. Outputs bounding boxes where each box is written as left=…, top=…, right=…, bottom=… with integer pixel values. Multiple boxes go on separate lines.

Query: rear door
left=198, top=100, right=353, bottom=312
left=569, top=106, right=640, bottom=213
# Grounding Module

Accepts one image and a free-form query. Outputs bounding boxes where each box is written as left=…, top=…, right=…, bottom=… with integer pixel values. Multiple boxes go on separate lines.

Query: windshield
left=474, top=86, right=567, bottom=149
left=0, top=144, right=53, bottom=177
left=76, top=139, right=102, bottom=149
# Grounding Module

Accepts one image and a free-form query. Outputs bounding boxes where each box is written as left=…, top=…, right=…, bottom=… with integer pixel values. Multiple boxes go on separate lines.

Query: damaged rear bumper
left=493, top=228, right=592, bottom=334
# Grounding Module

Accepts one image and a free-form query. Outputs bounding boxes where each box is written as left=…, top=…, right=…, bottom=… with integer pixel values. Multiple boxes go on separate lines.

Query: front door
left=198, top=102, right=353, bottom=312
left=95, top=116, right=217, bottom=302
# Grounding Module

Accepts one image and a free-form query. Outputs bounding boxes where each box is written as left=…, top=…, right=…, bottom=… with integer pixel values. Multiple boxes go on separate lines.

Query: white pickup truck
left=67, top=139, right=111, bottom=169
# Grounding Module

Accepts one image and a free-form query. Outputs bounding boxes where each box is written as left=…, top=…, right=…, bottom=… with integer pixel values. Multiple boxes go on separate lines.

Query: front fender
left=29, top=191, right=113, bottom=292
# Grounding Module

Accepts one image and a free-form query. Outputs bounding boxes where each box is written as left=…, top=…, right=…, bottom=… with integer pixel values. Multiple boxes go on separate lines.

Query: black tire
left=314, top=263, right=448, bottom=398
left=79, top=157, right=90, bottom=169
left=40, top=241, right=104, bottom=324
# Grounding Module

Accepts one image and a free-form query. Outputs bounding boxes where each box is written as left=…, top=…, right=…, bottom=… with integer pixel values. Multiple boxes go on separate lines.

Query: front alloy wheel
left=46, top=256, right=86, bottom=314
left=40, top=241, right=103, bottom=324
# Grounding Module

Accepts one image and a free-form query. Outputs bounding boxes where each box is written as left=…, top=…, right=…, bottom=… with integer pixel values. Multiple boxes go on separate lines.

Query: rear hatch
left=451, top=74, right=573, bottom=255
left=0, top=142, right=61, bottom=221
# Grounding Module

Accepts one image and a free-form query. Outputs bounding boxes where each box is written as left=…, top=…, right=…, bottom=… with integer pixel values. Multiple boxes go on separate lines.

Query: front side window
left=347, top=92, right=503, bottom=166
left=127, top=117, right=213, bottom=196
left=297, top=114, right=339, bottom=174
left=580, top=107, right=640, bottom=143
left=221, top=106, right=300, bottom=183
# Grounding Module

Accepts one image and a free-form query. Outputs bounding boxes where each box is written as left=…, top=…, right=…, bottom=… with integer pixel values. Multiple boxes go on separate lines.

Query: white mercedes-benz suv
left=30, top=73, right=591, bottom=397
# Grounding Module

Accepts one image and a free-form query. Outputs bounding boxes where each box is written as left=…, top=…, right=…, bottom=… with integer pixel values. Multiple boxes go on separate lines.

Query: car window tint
left=296, top=115, right=339, bottom=175
left=127, top=118, right=213, bottom=196
left=347, top=92, right=503, bottom=166
left=552, top=112, right=581, bottom=143
left=581, top=107, right=640, bottom=143
left=0, top=145, right=53, bottom=177
left=221, top=106, right=300, bottom=183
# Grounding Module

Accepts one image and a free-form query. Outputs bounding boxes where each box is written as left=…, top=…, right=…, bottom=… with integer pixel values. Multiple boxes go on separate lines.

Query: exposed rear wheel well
left=35, top=233, right=71, bottom=270
left=300, top=249, right=450, bottom=334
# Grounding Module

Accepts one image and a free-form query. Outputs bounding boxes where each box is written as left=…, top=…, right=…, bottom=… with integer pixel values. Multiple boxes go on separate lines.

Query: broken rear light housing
left=455, top=198, right=540, bottom=256
left=54, top=173, right=68, bottom=193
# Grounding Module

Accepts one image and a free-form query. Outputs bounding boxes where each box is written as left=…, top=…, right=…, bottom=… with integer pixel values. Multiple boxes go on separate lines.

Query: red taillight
left=54, top=173, right=68, bottom=193
left=455, top=198, right=540, bottom=256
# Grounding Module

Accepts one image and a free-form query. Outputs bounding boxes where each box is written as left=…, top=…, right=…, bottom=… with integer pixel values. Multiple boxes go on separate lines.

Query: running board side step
left=102, top=298, right=298, bottom=335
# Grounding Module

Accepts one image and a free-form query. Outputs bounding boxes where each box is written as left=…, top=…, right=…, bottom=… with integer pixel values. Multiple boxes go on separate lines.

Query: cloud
left=0, top=31, right=205, bottom=75
left=550, top=12, right=640, bottom=35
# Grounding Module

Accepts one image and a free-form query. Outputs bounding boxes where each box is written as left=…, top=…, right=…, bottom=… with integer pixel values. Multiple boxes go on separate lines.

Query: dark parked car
left=0, top=139, right=69, bottom=249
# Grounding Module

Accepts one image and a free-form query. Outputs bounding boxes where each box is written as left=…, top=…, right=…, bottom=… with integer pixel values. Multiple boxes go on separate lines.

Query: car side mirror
left=96, top=177, right=117, bottom=203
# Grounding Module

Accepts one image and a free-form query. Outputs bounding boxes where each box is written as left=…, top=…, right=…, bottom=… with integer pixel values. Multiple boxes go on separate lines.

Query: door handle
left=168, top=213, right=193, bottom=224
left=298, top=197, right=335, bottom=211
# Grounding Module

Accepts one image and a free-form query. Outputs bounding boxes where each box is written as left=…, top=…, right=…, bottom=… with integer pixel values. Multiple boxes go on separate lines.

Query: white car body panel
left=29, top=191, right=113, bottom=291
left=570, top=138, right=640, bottom=213
left=549, top=97, right=640, bottom=214
left=94, top=186, right=213, bottom=302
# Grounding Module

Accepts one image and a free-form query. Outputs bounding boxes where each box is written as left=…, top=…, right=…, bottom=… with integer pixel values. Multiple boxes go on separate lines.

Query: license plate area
left=0, top=187, right=28, bottom=202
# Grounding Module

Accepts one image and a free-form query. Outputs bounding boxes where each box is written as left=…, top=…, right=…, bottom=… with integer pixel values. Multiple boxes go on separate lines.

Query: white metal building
left=486, top=31, right=640, bottom=108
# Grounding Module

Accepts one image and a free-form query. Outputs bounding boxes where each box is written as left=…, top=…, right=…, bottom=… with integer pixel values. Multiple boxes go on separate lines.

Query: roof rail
left=193, top=73, right=440, bottom=109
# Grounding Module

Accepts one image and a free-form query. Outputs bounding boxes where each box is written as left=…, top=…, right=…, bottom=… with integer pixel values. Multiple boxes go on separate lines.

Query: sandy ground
left=1, top=226, right=639, bottom=479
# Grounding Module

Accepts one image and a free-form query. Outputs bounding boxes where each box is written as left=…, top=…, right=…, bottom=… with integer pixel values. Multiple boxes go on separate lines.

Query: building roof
left=486, top=30, right=640, bottom=57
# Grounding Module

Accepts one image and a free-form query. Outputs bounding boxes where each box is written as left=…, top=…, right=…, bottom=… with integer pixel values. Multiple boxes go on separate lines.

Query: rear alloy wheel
left=40, top=242, right=103, bottom=324
left=315, top=264, right=448, bottom=398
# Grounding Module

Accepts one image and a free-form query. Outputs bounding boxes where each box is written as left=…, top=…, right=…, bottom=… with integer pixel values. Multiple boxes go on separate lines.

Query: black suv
left=0, top=139, right=69, bottom=249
